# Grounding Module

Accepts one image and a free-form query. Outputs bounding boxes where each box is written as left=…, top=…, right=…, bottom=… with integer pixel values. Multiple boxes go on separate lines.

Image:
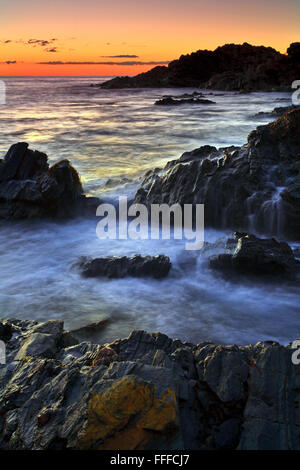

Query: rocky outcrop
left=154, top=97, right=215, bottom=106
left=254, top=105, right=298, bottom=119
left=0, top=318, right=300, bottom=450
left=99, top=42, right=300, bottom=91
left=77, top=254, right=171, bottom=279
left=134, top=108, right=300, bottom=239
left=209, top=233, right=299, bottom=280
left=0, top=143, right=99, bottom=219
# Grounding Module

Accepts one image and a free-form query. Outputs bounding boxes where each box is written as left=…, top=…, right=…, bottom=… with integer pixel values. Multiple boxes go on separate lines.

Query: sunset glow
left=0, top=0, right=299, bottom=76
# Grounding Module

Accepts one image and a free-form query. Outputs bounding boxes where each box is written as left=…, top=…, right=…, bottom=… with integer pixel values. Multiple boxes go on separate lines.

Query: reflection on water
left=0, top=77, right=298, bottom=345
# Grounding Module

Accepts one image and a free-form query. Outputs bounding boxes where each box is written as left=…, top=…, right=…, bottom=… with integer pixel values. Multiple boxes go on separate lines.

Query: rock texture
left=209, top=233, right=299, bottom=280
left=0, top=318, right=300, bottom=450
left=134, top=108, right=300, bottom=239
left=0, top=143, right=99, bottom=219
left=77, top=254, right=171, bottom=279
left=99, top=42, right=300, bottom=91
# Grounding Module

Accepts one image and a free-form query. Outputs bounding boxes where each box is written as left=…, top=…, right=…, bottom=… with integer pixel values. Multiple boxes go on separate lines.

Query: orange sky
left=0, top=0, right=299, bottom=76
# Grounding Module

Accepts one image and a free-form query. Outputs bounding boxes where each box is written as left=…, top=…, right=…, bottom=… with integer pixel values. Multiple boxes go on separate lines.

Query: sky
left=0, top=0, right=299, bottom=76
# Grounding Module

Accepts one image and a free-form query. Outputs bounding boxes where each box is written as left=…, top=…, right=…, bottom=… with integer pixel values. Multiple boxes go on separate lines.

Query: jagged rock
left=77, top=254, right=171, bottom=279
left=98, top=42, right=300, bottom=91
left=134, top=108, right=300, bottom=239
left=209, top=234, right=298, bottom=280
left=0, top=143, right=100, bottom=220
left=0, top=319, right=300, bottom=450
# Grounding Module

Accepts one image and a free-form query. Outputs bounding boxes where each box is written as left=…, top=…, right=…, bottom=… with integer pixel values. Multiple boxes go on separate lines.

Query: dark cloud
left=4, top=40, right=12, bottom=44
left=37, top=60, right=170, bottom=66
left=0, top=60, right=17, bottom=64
left=101, top=55, right=139, bottom=58
left=46, top=47, right=58, bottom=53
left=28, top=39, right=51, bottom=47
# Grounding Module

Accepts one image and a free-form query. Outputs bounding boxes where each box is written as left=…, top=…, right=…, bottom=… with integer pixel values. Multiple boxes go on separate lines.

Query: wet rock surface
left=134, top=108, right=300, bottom=239
left=77, top=254, right=171, bottom=279
left=0, top=319, right=300, bottom=450
left=0, top=142, right=100, bottom=220
left=209, top=233, right=299, bottom=280
left=99, top=42, right=300, bottom=91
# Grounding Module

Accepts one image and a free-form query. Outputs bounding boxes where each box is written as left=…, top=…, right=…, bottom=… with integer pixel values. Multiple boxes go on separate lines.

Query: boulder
left=0, top=143, right=100, bottom=219
left=209, top=234, right=298, bottom=280
left=77, top=254, right=171, bottom=279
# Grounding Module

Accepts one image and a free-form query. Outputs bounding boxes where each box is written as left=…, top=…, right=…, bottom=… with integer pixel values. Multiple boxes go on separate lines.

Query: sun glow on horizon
left=0, top=0, right=299, bottom=76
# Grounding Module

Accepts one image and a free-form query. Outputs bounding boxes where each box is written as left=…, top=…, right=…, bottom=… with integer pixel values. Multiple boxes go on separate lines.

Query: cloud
left=37, top=60, right=170, bottom=66
left=101, top=55, right=139, bottom=58
left=46, top=47, right=58, bottom=53
left=4, top=40, right=12, bottom=44
left=0, top=60, right=17, bottom=64
left=27, top=38, right=57, bottom=47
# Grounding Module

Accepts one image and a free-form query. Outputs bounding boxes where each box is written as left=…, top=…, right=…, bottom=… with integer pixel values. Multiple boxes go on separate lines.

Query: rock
left=15, top=333, right=58, bottom=360
left=70, top=319, right=109, bottom=340
left=209, top=234, right=298, bottom=280
left=254, top=105, right=298, bottom=119
left=1, top=318, right=300, bottom=450
left=77, top=254, right=171, bottom=279
left=134, top=108, right=300, bottom=239
left=0, top=143, right=100, bottom=220
left=154, top=97, right=215, bottom=106
left=98, top=42, right=300, bottom=91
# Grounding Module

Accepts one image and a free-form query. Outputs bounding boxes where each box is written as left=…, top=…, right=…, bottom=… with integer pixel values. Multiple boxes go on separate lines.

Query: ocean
left=0, top=76, right=298, bottom=345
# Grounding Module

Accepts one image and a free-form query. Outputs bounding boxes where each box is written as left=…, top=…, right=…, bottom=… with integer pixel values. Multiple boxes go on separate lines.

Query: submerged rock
left=209, top=234, right=299, bottom=280
left=254, top=105, right=297, bottom=119
left=0, top=318, right=300, bottom=450
left=0, top=142, right=100, bottom=220
left=134, top=108, right=300, bottom=239
left=77, top=254, right=171, bottom=279
left=154, top=97, right=215, bottom=106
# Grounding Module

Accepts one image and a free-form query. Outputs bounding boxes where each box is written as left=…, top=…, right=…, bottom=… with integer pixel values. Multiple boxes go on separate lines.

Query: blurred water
left=0, top=77, right=298, bottom=345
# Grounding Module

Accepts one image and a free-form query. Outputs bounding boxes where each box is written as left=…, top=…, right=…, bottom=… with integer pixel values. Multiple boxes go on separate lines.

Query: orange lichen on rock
left=77, top=375, right=177, bottom=450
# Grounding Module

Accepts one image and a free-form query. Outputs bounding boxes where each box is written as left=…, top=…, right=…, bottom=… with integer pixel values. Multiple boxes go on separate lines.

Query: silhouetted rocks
left=1, top=318, right=300, bottom=449
left=134, top=108, right=300, bottom=239
left=254, top=105, right=298, bottom=119
left=98, top=42, right=300, bottom=91
left=0, top=143, right=100, bottom=219
left=210, top=234, right=298, bottom=280
left=154, top=97, right=215, bottom=105
left=78, top=254, right=171, bottom=279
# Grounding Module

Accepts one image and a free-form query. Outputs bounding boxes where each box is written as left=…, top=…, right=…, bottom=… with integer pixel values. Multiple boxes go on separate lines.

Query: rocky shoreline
left=98, top=42, right=300, bottom=91
left=134, top=108, right=300, bottom=240
left=1, top=318, right=300, bottom=450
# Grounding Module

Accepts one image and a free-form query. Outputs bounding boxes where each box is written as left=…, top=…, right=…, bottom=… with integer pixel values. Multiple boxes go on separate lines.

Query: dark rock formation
left=209, top=233, right=299, bottom=280
left=0, top=143, right=100, bottom=219
left=254, top=105, right=298, bottom=119
left=154, top=97, right=215, bottom=106
left=98, top=42, right=300, bottom=91
left=1, top=318, right=300, bottom=450
left=77, top=254, right=171, bottom=279
left=134, top=108, right=300, bottom=239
